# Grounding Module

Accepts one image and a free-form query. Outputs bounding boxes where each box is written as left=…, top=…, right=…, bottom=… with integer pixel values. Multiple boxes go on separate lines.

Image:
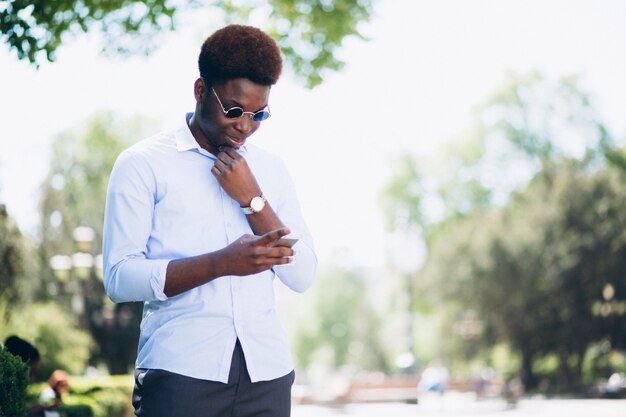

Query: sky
left=1, top=0, right=626, bottom=268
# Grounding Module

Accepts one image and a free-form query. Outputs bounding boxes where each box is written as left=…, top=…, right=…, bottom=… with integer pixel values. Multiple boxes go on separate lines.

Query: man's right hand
left=218, top=228, right=294, bottom=276
left=164, top=228, right=294, bottom=297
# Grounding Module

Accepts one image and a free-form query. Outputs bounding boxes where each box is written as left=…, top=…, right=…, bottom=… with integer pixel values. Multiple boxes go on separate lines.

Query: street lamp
left=48, top=225, right=136, bottom=375
left=49, top=255, right=72, bottom=282
left=387, top=226, right=428, bottom=375
left=592, top=283, right=626, bottom=318
left=49, top=226, right=102, bottom=316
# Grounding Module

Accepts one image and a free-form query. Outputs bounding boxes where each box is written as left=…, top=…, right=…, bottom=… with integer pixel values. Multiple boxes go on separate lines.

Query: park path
left=293, top=393, right=626, bottom=417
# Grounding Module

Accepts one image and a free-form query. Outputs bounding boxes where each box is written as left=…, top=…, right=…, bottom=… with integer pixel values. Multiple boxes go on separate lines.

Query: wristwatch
left=241, top=194, right=266, bottom=214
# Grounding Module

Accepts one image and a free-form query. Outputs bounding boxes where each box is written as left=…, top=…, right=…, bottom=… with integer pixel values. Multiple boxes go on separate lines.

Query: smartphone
left=271, top=237, right=299, bottom=248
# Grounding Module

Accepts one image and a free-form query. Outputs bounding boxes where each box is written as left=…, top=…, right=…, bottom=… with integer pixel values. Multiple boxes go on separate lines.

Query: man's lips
left=226, top=135, right=245, bottom=147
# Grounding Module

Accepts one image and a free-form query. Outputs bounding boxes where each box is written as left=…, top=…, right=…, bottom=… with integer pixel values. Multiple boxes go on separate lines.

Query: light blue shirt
left=102, top=115, right=317, bottom=383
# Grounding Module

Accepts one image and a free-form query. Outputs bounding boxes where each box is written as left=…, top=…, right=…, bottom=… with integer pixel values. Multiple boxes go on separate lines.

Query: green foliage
left=0, top=204, right=39, bottom=305
left=1, top=303, right=93, bottom=381
left=0, top=204, right=24, bottom=304
left=263, top=0, right=373, bottom=87
left=38, top=113, right=147, bottom=375
left=38, top=112, right=137, bottom=291
left=40, top=112, right=139, bottom=263
left=60, top=389, right=128, bottom=417
left=0, top=0, right=373, bottom=88
left=291, top=263, right=391, bottom=374
left=0, top=346, right=28, bottom=417
left=582, top=343, right=626, bottom=384
left=0, top=0, right=176, bottom=63
left=479, top=72, right=613, bottom=172
left=382, top=72, right=626, bottom=390
left=28, top=375, right=133, bottom=417
left=425, top=164, right=626, bottom=389
left=58, top=404, right=95, bottom=417
left=380, top=155, right=425, bottom=231
left=604, top=146, right=626, bottom=174
left=384, top=73, right=616, bottom=243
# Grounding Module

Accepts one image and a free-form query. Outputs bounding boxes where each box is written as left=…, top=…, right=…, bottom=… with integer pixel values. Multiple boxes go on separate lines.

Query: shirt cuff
left=150, top=259, right=170, bottom=301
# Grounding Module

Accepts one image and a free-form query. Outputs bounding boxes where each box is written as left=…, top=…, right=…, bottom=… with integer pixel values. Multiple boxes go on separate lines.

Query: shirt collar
left=175, top=112, right=248, bottom=156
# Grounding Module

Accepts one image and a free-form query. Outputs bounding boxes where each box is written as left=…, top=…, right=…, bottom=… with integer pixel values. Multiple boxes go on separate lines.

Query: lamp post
left=387, top=227, right=428, bottom=376
left=592, top=283, right=626, bottom=356
left=592, top=283, right=626, bottom=318
left=49, top=226, right=103, bottom=323
left=49, top=225, right=137, bottom=375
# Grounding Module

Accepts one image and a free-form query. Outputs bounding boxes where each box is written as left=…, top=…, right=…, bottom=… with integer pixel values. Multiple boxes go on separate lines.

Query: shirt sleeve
left=271, top=160, right=318, bottom=293
left=102, top=151, right=170, bottom=302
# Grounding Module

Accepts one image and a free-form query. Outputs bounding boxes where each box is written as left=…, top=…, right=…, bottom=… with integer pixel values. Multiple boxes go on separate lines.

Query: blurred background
left=1, top=0, right=626, bottom=415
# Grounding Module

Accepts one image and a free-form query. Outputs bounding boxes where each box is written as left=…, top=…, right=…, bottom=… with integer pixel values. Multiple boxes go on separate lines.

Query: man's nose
left=234, top=115, right=254, bottom=134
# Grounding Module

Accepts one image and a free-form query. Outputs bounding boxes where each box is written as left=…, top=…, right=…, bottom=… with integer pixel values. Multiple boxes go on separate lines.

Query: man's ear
left=194, top=78, right=206, bottom=102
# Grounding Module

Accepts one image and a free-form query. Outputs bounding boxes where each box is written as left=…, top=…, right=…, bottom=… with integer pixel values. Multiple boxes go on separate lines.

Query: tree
left=427, top=164, right=626, bottom=389
left=383, top=72, right=620, bottom=268
left=39, top=112, right=137, bottom=264
left=291, top=262, right=392, bottom=375
left=382, top=72, right=626, bottom=390
left=385, top=73, right=616, bottom=234
left=38, top=112, right=150, bottom=374
left=0, top=204, right=39, bottom=306
left=0, top=204, right=24, bottom=304
left=0, top=0, right=373, bottom=88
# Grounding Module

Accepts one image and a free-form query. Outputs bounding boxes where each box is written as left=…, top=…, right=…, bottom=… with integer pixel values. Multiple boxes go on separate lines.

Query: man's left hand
left=211, top=146, right=261, bottom=205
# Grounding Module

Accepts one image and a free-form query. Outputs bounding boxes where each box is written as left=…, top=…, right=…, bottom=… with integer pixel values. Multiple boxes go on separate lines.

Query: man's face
left=54, top=379, right=69, bottom=395
left=192, top=77, right=271, bottom=155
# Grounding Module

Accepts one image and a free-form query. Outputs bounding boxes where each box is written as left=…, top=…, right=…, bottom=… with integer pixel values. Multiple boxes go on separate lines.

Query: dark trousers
left=132, top=340, right=295, bottom=417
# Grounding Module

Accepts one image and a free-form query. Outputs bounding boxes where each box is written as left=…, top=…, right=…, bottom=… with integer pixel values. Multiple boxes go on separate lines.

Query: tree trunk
left=558, top=346, right=572, bottom=385
left=521, top=348, right=537, bottom=390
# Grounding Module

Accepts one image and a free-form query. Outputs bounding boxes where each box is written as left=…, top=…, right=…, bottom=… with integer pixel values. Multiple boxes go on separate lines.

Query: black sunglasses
left=211, top=87, right=271, bottom=122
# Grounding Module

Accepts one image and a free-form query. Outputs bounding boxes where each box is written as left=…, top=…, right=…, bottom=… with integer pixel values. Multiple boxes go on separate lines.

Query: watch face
left=250, top=196, right=265, bottom=212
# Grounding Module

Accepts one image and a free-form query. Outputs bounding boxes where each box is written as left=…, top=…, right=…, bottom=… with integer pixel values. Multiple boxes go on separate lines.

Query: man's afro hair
left=199, top=25, right=282, bottom=86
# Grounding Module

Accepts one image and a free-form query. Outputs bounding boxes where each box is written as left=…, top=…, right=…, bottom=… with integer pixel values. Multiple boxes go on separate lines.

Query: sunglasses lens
left=253, top=111, right=271, bottom=122
left=225, top=108, right=244, bottom=118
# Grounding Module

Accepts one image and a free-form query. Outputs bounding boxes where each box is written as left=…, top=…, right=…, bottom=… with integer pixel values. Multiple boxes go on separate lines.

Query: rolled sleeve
left=103, top=151, right=170, bottom=302
left=106, top=257, right=170, bottom=302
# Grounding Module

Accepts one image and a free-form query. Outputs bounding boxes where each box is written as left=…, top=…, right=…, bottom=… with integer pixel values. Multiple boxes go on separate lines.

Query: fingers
left=217, top=146, right=241, bottom=167
left=257, top=246, right=294, bottom=268
left=212, top=147, right=244, bottom=177
left=266, top=253, right=293, bottom=266
left=259, top=228, right=291, bottom=245
left=212, top=158, right=228, bottom=175
left=225, top=231, right=294, bottom=276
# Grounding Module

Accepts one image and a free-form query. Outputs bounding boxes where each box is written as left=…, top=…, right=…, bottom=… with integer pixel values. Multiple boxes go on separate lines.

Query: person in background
left=3, top=335, right=59, bottom=416
left=4, top=335, right=40, bottom=383
left=418, top=359, right=449, bottom=394
left=39, top=370, right=70, bottom=417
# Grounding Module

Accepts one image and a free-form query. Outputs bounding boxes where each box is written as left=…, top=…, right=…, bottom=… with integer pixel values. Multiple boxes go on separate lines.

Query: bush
left=0, top=347, right=28, bottom=417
